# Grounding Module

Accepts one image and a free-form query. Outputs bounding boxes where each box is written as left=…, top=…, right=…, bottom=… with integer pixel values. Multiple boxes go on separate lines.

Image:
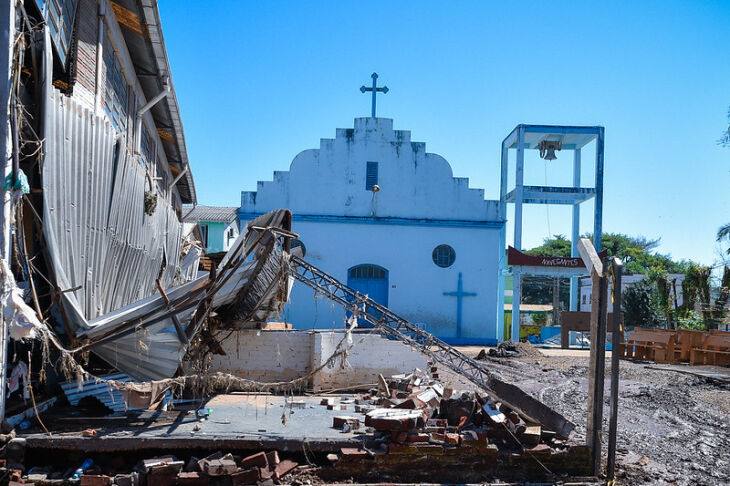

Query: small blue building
left=238, top=117, right=505, bottom=345
left=182, top=205, right=240, bottom=254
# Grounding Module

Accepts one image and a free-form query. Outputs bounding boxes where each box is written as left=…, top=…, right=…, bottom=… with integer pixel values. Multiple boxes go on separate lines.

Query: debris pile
left=323, top=368, right=589, bottom=481
left=3, top=451, right=300, bottom=486
left=475, top=340, right=544, bottom=359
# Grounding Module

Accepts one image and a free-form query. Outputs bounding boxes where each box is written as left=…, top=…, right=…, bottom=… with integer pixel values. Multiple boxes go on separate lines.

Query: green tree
left=524, top=235, right=572, bottom=258
left=621, top=279, right=659, bottom=329
left=648, top=266, right=674, bottom=328
left=527, top=232, right=689, bottom=275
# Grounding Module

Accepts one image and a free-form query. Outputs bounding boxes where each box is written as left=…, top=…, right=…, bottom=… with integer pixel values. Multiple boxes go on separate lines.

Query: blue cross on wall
left=360, top=72, right=388, bottom=117
left=443, top=272, right=477, bottom=338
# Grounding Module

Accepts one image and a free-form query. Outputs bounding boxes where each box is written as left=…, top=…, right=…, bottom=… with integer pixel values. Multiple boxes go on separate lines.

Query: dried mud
left=442, top=352, right=730, bottom=485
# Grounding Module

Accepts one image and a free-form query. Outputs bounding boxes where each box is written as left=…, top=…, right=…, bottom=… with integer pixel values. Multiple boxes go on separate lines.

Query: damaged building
left=0, top=1, right=607, bottom=484
left=0, top=0, right=295, bottom=387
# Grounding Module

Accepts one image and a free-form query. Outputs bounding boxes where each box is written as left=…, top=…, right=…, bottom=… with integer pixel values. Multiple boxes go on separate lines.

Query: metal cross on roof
left=360, top=72, right=388, bottom=117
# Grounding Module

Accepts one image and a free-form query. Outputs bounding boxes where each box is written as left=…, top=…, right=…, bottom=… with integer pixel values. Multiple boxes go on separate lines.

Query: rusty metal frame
left=291, top=255, right=575, bottom=438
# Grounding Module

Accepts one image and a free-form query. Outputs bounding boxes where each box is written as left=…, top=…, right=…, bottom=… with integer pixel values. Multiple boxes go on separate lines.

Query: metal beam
left=593, top=127, right=605, bottom=251
left=570, top=149, right=582, bottom=311
left=290, top=255, right=575, bottom=439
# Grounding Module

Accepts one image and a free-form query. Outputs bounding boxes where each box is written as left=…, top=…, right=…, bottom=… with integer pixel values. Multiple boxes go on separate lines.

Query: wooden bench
left=620, top=328, right=677, bottom=363
left=674, top=329, right=707, bottom=362
left=689, top=334, right=730, bottom=366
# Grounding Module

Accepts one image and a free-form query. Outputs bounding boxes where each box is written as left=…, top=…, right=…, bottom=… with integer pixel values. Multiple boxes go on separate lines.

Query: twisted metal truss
left=290, top=255, right=574, bottom=438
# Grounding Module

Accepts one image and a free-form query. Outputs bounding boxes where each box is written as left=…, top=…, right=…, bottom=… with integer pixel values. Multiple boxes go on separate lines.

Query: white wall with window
left=239, top=117, right=505, bottom=344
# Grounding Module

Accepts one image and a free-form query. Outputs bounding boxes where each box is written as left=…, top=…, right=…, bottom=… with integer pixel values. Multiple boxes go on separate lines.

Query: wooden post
left=606, top=258, right=623, bottom=481
left=577, top=238, right=608, bottom=475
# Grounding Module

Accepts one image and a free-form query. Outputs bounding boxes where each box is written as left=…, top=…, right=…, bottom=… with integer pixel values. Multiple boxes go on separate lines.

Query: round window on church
left=432, top=245, right=455, bottom=268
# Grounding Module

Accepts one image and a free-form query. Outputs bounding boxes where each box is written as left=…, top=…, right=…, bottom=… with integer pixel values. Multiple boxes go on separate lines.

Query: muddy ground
left=446, top=347, right=730, bottom=486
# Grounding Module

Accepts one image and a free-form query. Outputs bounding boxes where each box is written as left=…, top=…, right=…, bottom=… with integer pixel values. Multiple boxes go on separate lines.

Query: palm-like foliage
left=718, top=223, right=730, bottom=254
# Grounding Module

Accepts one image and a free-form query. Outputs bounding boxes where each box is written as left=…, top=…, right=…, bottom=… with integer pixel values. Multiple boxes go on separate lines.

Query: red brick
left=340, top=447, right=368, bottom=459
left=200, top=458, right=236, bottom=476
left=149, top=473, right=176, bottom=486
left=177, top=472, right=209, bottom=486
left=259, top=466, right=274, bottom=480
left=406, top=433, right=430, bottom=443
left=394, top=397, right=425, bottom=410
left=430, top=432, right=445, bottom=443
left=239, top=451, right=267, bottom=469
left=443, top=446, right=471, bottom=455
left=390, top=431, right=408, bottom=443
left=445, top=432, right=460, bottom=445
left=80, top=475, right=112, bottom=486
left=464, top=441, right=498, bottom=455
left=524, top=443, right=552, bottom=456
left=332, top=416, right=359, bottom=430
left=272, top=460, right=297, bottom=480
left=264, top=451, right=279, bottom=467
left=230, top=468, right=260, bottom=486
left=388, top=443, right=443, bottom=455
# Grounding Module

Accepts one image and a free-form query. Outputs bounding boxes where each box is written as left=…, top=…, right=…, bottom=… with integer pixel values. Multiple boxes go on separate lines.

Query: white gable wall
left=239, top=118, right=505, bottom=344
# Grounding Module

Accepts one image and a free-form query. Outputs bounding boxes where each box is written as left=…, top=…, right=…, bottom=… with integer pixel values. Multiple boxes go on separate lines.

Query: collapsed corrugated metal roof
left=42, top=88, right=187, bottom=331
left=35, top=12, right=296, bottom=380
left=181, top=205, right=239, bottom=224
left=77, top=210, right=295, bottom=381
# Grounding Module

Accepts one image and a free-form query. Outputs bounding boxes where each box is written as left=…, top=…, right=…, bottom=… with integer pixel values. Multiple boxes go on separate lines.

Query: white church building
left=238, top=117, right=505, bottom=344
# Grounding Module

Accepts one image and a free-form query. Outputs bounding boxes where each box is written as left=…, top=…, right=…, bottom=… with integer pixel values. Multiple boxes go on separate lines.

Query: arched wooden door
left=347, top=264, right=389, bottom=307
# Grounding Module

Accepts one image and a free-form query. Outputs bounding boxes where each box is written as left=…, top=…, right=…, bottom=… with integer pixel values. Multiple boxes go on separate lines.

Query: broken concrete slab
left=364, top=408, right=424, bottom=431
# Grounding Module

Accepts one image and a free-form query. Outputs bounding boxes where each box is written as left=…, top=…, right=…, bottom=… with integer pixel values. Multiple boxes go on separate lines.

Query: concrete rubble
left=321, top=368, right=591, bottom=482
left=1, top=449, right=301, bottom=486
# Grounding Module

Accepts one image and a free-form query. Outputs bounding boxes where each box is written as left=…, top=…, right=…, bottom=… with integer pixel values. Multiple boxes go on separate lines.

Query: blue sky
left=159, top=0, right=729, bottom=266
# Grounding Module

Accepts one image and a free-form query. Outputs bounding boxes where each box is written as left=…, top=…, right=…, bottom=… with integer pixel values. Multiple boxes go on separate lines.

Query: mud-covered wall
left=204, top=330, right=428, bottom=390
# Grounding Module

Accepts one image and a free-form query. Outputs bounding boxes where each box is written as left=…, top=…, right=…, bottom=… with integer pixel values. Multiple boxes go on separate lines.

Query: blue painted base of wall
left=441, top=337, right=499, bottom=346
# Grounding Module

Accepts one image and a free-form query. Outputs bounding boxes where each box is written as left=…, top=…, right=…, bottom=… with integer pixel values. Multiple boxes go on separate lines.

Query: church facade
left=238, top=117, right=505, bottom=344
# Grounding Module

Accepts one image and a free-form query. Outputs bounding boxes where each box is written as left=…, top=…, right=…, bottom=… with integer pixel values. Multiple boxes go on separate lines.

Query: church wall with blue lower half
left=238, top=117, right=505, bottom=345
left=280, top=220, right=503, bottom=344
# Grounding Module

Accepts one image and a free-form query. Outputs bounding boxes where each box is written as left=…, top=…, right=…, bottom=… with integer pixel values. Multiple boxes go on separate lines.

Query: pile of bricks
left=318, top=371, right=593, bottom=482
left=71, top=451, right=297, bottom=486
left=327, top=370, right=564, bottom=461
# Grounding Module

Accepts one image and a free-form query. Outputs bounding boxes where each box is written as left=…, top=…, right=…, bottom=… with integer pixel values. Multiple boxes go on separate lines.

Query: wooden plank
left=111, top=2, right=145, bottom=36
left=157, top=129, right=174, bottom=142
left=577, top=238, right=603, bottom=277
left=586, top=271, right=608, bottom=475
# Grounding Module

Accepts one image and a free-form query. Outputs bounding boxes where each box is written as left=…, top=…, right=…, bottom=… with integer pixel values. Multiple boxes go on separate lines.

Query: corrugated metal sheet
left=77, top=211, right=293, bottom=381
left=181, top=205, right=238, bottom=224
left=60, top=373, right=131, bottom=412
left=60, top=373, right=170, bottom=412
left=42, top=88, right=188, bottom=331
left=40, top=79, right=292, bottom=380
